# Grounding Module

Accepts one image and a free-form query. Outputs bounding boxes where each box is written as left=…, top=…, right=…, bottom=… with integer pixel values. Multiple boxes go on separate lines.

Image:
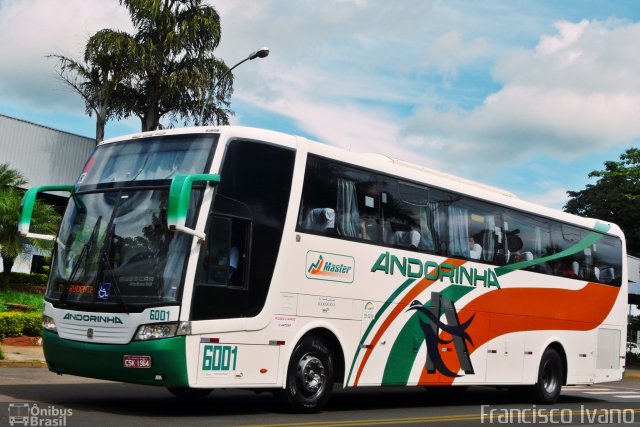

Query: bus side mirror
left=19, top=185, right=75, bottom=241
left=168, top=173, right=220, bottom=241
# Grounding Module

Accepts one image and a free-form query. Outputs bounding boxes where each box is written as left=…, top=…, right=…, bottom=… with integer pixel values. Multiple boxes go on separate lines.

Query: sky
left=0, top=0, right=639, bottom=210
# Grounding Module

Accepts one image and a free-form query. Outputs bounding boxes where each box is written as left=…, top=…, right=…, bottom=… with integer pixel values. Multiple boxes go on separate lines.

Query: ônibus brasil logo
left=306, top=251, right=355, bottom=283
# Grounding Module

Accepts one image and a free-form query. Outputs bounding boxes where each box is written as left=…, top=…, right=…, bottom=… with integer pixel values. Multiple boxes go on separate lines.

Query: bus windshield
left=78, top=134, right=216, bottom=187
left=45, top=134, right=218, bottom=311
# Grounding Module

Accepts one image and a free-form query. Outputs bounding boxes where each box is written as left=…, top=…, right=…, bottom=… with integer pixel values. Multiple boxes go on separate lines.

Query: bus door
left=192, top=212, right=251, bottom=319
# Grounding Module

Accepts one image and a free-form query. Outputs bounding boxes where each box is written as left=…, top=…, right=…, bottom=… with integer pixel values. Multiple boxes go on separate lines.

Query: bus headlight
left=133, top=321, right=190, bottom=341
left=42, top=315, right=57, bottom=333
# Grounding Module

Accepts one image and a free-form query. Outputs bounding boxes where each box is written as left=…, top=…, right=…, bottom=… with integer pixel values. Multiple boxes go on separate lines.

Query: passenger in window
left=228, top=245, right=239, bottom=277
left=394, top=229, right=421, bottom=249
left=553, top=261, right=577, bottom=278
left=468, top=237, right=482, bottom=260
left=204, top=244, right=241, bottom=285
left=303, top=207, right=336, bottom=233
left=509, top=250, right=523, bottom=263
left=359, top=184, right=378, bottom=241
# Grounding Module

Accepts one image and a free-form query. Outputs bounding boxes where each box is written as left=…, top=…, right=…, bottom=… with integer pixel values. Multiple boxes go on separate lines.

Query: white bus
left=20, top=126, right=627, bottom=413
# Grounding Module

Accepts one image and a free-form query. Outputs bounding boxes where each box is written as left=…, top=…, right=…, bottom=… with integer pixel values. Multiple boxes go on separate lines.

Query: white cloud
left=402, top=19, right=640, bottom=179
left=536, top=20, right=589, bottom=54
left=0, top=0, right=131, bottom=111
left=423, top=31, right=488, bottom=77
left=218, top=4, right=640, bottom=164
left=1, top=1, right=639, bottom=210
left=520, top=188, right=569, bottom=210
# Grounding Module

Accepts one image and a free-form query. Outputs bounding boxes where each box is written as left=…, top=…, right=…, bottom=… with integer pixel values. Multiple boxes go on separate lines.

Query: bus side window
left=297, top=157, right=339, bottom=236
left=297, top=156, right=380, bottom=242
left=202, top=215, right=249, bottom=287
left=465, top=200, right=499, bottom=263
left=381, top=179, right=426, bottom=249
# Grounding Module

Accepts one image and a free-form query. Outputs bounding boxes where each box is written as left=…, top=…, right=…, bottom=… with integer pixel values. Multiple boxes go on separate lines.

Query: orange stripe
left=417, top=282, right=620, bottom=385
left=312, top=270, right=345, bottom=277
left=354, top=258, right=466, bottom=386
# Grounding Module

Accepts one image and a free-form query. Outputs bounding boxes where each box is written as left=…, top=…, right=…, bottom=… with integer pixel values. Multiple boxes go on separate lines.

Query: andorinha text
left=63, top=313, right=124, bottom=324
left=371, top=252, right=500, bottom=289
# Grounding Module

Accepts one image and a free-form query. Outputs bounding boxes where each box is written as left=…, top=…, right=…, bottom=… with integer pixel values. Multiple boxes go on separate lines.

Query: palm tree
left=51, top=0, right=232, bottom=137
left=0, top=163, right=27, bottom=188
left=0, top=163, right=61, bottom=277
left=119, top=0, right=231, bottom=130
left=49, top=29, right=136, bottom=142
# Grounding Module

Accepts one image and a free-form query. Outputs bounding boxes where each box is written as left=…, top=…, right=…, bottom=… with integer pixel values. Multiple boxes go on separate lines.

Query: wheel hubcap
left=297, top=353, right=325, bottom=396
left=542, top=360, right=558, bottom=394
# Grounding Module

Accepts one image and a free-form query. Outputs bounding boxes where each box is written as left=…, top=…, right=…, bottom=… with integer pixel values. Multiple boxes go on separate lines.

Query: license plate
left=123, top=355, right=151, bottom=368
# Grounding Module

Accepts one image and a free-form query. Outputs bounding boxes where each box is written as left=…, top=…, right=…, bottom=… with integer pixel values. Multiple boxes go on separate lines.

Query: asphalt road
left=1, top=369, right=640, bottom=427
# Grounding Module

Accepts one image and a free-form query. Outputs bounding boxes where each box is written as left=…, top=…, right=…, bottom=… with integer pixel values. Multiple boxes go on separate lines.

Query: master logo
left=306, top=251, right=355, bottom=283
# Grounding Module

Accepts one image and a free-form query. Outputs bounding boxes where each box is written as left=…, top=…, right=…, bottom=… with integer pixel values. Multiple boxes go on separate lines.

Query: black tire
left=282, top=336, right=335, bottom=413
left=167, top=387, right=212, bottom=399
left=529, top=347, right=563, bottom=404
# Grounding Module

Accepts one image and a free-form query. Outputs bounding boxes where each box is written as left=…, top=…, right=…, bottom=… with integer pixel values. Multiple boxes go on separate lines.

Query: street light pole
left=198, top=47, right=269, bottom=125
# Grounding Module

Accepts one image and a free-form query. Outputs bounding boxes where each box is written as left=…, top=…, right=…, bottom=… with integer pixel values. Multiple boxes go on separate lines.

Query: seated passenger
left=303, top=208, right=335, bottom=232
left=360, top=217, right=377, bottom=240
left=468, top=237, right=482, bottom=260
left=509, top=250, right=523, bottom=263
left=394, top=230, right=421, bottom=249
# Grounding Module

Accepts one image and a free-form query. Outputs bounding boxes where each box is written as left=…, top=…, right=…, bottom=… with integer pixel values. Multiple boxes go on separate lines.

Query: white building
left=0, top=114, right=95, bottom=273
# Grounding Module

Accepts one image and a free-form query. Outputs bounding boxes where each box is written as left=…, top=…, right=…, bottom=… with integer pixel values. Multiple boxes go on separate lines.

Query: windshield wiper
left=98, top=220, right=130, bottom=314
left=59, top=216, right=102, bottom=306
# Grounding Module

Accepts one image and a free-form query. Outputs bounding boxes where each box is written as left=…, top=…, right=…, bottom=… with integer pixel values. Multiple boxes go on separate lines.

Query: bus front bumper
left=42, top=331, right=189, bottom=387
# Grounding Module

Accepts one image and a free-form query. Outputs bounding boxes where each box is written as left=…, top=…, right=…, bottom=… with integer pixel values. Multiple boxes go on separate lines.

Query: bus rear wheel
left=282, top=336, right=335, bottom=413
left=529, top=347, right=563, bottom=404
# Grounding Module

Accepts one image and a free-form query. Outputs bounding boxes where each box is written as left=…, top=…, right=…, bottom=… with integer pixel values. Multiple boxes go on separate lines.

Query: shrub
left=8, top=272, right=48, bottom=287
left=0, top=312, right=42, bottom=338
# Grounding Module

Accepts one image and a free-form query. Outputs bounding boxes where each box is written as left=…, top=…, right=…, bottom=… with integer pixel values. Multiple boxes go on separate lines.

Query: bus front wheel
left=530, top=347, right=563, bottom=404
left=282, top=336, right=335, bottom=413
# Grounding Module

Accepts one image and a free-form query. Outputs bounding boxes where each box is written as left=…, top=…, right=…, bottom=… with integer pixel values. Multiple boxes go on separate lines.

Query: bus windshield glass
left=45, top=134, right=218, bottom=310
left=78, top=134, right=216, bottom=187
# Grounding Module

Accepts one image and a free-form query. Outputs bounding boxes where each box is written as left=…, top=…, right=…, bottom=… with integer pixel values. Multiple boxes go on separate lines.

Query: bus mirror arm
left=18, top=185, right=75, bottom=240
left=168, top=174, right=220, bottom=242
left=169, top=224, right=207, bottom=242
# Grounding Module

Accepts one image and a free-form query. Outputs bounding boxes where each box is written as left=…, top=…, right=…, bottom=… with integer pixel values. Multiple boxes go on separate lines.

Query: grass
left=0, top=346, right=4, bottom=360
left=0, top=290, right=43, bottom=312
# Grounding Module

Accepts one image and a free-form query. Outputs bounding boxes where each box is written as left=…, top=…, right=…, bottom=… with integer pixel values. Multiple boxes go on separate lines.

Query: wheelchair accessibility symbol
left=98, top=282, right=112, bottom=300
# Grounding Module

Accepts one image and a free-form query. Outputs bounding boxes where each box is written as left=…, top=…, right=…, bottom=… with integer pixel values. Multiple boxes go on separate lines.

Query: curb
left=0, top=360, right=47, bottom=368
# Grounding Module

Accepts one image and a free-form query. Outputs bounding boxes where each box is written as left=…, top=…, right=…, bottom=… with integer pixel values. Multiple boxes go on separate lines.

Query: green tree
left=564, top=148, right=640, bottom=256
left=51, top=0, right=231, bottom=135
left=118, top=0, right=232, bottom=130
left=50, top=29, right=136, bottom=142
left=0, top=164, right=61, bottom=277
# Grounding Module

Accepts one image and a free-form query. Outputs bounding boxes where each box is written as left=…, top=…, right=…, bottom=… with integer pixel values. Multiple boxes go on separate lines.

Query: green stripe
left=381, top=285, right=476, bottom=385
left=345, top=278, right=417, bottom=385
left=495, top=222, right=611, bottom=277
